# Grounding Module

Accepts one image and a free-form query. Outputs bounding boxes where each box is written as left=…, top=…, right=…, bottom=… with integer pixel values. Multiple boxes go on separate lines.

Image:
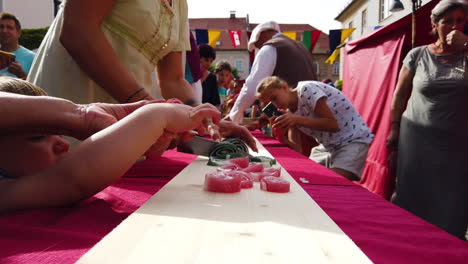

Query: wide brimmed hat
left=248, top=21, right=281, bottom=51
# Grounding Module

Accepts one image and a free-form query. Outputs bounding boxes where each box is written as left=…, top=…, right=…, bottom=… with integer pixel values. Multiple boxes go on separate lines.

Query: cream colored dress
left=27, top=0, right=190, bottom=104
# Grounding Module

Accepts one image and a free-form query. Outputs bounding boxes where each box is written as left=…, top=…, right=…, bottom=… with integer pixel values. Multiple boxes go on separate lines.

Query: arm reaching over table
left=0, top=90, right=164, bottom=140
left=0, top=79, right=221, bottom=213
left=218, top=120, right=258, bottom=153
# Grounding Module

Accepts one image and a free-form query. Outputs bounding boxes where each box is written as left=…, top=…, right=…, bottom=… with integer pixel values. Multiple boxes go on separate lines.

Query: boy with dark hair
left=199, top=44, right=219, bottom=106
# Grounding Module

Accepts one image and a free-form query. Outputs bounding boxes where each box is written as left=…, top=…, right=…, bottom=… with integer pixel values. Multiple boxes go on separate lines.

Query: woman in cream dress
left=28, top=0, right=194, bottom=104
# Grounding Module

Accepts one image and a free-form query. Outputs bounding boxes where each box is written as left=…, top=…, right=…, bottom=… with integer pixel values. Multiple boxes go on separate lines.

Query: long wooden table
left=77, top=141, right=371, bottom=263
left=0, top=131, right=467, bottom=263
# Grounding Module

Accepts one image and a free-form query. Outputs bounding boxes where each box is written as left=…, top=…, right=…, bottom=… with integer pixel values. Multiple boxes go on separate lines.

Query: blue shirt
left=0, top=46, right=35, bottom=77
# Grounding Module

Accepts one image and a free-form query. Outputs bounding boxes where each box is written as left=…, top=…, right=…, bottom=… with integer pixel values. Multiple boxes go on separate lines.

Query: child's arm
left=0, top=103, right=220, bottom=212
left=272, top=98, right=339, bottom=132
left=0, top=92, right=83, bottom=136
left=0, top=91, right=159, bottom=139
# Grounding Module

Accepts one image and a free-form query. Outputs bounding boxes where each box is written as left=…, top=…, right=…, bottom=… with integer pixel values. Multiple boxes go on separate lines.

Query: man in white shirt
left=226, top=21, right=317, bottom=124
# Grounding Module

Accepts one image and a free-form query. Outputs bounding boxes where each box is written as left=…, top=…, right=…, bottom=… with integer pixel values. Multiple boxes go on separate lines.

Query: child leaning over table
left=256, top=76, right=374, bottom=181
left=0, top=77, right=221, bottom=213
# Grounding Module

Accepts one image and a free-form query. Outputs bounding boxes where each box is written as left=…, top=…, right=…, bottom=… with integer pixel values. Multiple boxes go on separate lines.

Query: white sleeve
left=228, top=45, right=277, bottom=124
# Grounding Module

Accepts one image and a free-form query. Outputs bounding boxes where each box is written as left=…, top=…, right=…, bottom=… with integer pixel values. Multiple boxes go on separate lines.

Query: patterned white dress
left=27, top=0, right=190, bottom=104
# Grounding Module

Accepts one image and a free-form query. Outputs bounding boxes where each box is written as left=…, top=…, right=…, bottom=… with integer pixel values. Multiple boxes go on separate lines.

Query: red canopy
left=342, top=0, right=439, bottom=199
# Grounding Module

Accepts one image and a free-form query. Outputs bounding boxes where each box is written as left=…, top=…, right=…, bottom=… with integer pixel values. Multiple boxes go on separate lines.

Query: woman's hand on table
left=218, top=120, right=258, bottom=152
left=162, top=103, right=221, bottom=135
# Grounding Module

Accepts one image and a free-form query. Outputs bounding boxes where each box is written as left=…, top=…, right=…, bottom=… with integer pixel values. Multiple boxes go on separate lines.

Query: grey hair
left=431, top=0, right=468, bottom=24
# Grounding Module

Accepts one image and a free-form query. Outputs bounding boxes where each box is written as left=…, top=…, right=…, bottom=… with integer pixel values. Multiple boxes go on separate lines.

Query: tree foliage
left=19, top=27, right=49, bottom=50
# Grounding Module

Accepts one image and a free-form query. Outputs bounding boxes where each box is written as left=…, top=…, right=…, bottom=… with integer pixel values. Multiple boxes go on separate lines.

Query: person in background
left=386, top=0, right=467, bottom=239
left=321, top=78, right=335, bottom=87
left=0, top=12, right=35, bottom=80
left=226, top=21, right=317, bottom=124
left=225, top=79, right=244, bottom=115
left=334, top=80, right=343, bottom=91
left=214, top=60, right=232, bottom=112
left=225, top=21, right=317, bottom=153
left=199, top=44, right=219, bottom=106
left=0, top=77, right=222, bottom=212
left=257, top=76, right=373, bottom=181
left=184, top=31, right=203, bottom=103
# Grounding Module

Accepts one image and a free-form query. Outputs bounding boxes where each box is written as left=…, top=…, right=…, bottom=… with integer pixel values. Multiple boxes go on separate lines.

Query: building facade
left=334, top=0, right=432, bottom=78
left=190, top=13, right=335, bottom=82
left=0, top=0, right=58, bottom=29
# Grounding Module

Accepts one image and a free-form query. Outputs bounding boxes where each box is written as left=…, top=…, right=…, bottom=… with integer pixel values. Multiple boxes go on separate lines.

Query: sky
left=188, top=0, right=352, bottom=34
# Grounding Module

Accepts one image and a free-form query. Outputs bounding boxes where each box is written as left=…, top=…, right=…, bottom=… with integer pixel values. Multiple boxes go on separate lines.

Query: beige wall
left=1, top=0, right=55, bottom=29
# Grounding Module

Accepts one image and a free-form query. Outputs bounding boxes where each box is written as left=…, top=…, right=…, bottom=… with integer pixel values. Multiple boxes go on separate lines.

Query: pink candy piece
left=217, top=163, right=240, bottom=173
left=204, top=171, right=241, bottom=193
left=263, top=167, right=281, bottom=177
left=241, top=163, right=264, bottom=173
left=260, top=176, right=290, bottom=193
left=225, top=171, right=253, bottom=189
left=250, top=171, right=278, bottom=182
left=225, top=157, right=250, bottom=169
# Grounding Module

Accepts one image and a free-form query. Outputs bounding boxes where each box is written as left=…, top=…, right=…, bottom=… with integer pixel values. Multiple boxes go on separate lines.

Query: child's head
left=198, top=44, right=216, bottom=71
left=231, top=79, right=244, bottom=94
left=0, top=77, right=47, bottom=96
left=256, top=76, right=291, bottom=109
left=0, top=77, right=70, bottom=179
left=214, top=61, right=232, bottom=88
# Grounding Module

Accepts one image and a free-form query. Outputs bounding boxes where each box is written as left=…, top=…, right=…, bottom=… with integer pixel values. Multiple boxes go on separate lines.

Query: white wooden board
left=77, top=139, right=372, bottom=264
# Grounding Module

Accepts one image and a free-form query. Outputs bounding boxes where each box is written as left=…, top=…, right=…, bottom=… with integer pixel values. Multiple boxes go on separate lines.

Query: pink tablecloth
left=0, top=131, right=466, bottom=264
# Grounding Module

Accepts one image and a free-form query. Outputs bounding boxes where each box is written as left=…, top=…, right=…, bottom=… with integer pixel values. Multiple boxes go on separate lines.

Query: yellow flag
left=325, top=49, right=340, bottom=64
left=283, top=31, right=297, bottom=40
left=340, top=28, right=355, bottom=42
left=208, top=30, right=221, bottom=48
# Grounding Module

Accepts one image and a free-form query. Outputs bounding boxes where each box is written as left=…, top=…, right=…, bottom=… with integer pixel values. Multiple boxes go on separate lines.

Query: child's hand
left=272, top=112, right=297, bottom=130
left=163, top=103, right=221, bottom=135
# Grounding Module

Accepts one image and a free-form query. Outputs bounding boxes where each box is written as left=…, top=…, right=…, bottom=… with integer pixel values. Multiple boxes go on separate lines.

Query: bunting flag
left=310, top=30, right=321, bottom=52
left=302, top=31, right=312, bottom=50
left=195, top=29, right=208, bottom=45
left=325, top=28, right=355, bottom=64
left=283, top=31, right=297, bottom=40
left=208, top=29, right=221, bottom=48
left=325, top=49, right=340, bottom=64
left=302, top=30, right=322, bottom=53
left=228, top=30, right=241, bottom=47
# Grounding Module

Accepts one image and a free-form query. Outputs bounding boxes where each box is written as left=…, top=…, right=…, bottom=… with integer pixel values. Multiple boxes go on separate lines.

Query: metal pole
left=411, top=0, right=417, bottom=48
left=411, top=0, right=422, bottom=48
left=53, top=0, right=61, bottom=17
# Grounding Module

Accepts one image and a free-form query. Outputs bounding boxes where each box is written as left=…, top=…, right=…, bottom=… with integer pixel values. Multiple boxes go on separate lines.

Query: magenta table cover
left=0, top=132, right=466, bottom=264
